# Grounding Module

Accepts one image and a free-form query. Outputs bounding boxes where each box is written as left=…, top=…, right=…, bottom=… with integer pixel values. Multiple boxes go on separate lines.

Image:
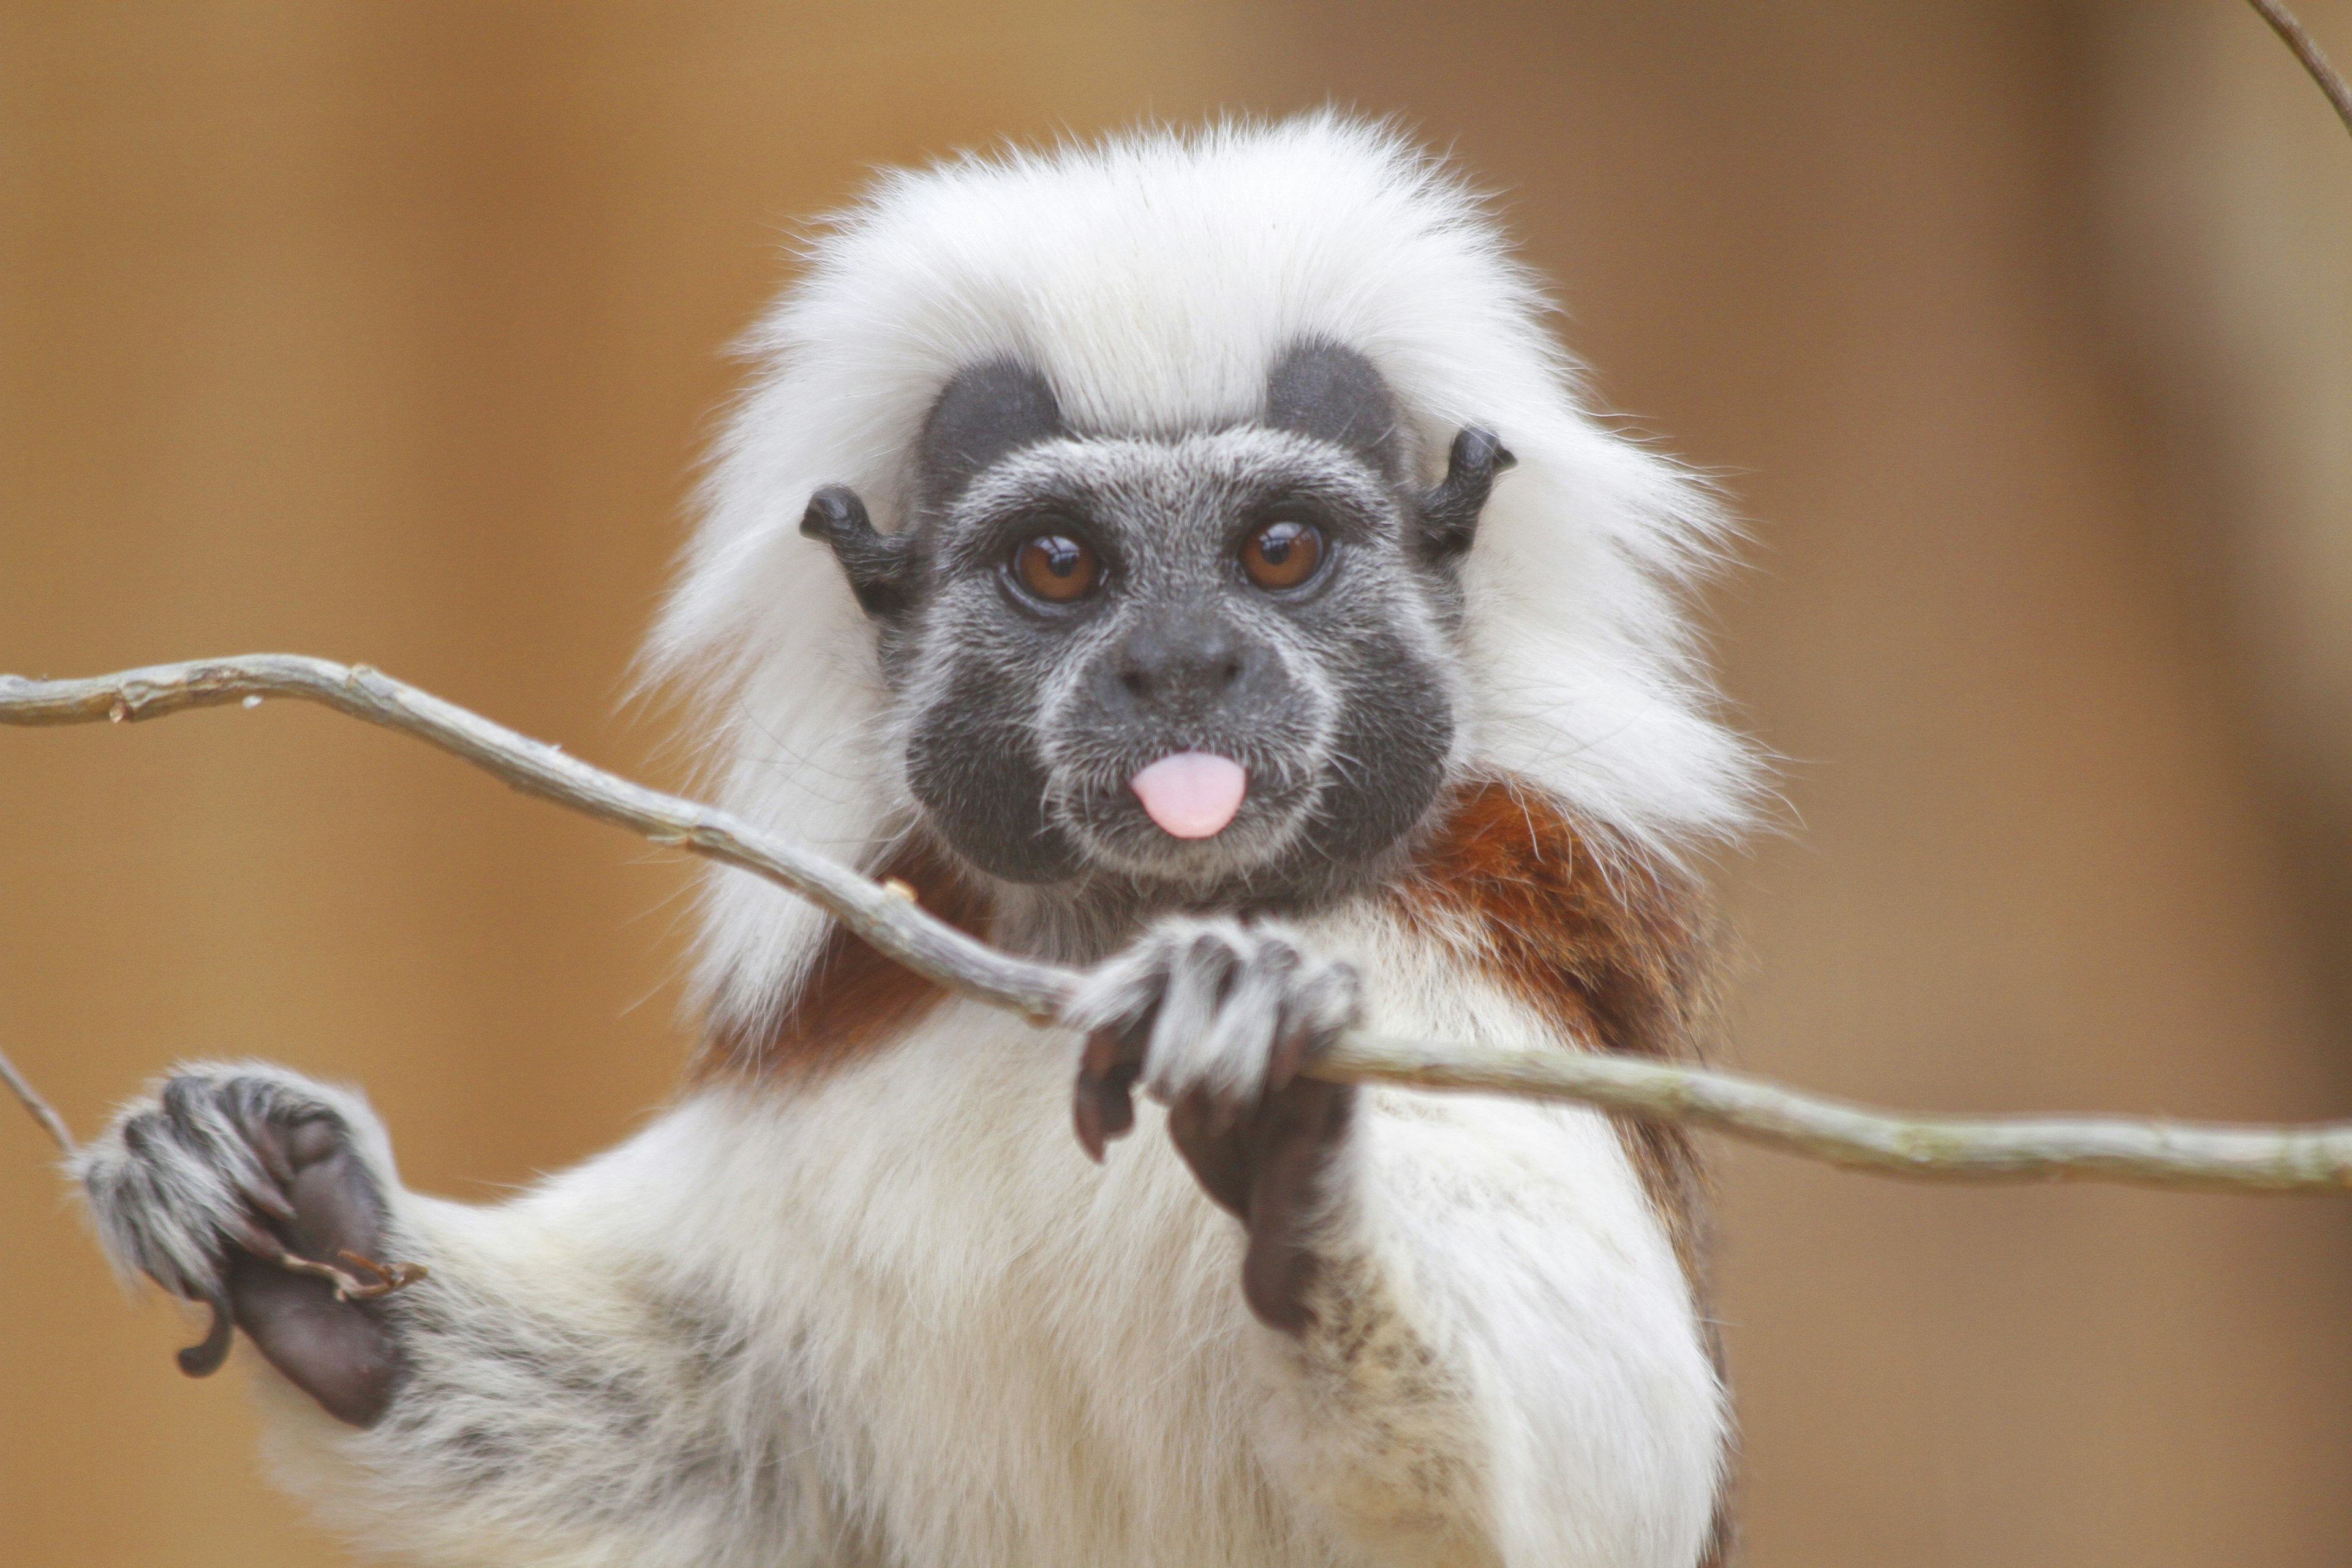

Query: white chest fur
left=505, top=907, right=1724, bottom=1568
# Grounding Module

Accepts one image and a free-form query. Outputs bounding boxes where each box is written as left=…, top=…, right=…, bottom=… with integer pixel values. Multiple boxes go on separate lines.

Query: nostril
left=1106, top=618, right=1256, bottom=708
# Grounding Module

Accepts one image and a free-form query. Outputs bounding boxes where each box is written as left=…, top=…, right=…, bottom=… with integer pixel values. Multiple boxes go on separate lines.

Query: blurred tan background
left=4, top=2, right=2350, bottom=1562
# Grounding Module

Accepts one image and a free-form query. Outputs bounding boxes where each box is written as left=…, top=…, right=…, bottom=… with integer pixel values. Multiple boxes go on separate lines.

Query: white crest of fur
left=646, top=113, right=1760, bottom=1028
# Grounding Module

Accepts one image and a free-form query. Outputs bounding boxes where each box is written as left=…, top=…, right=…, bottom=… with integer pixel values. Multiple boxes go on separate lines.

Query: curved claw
left=176, top=1289, right=236, bottom=1378
left=1072, top=1020, right=1149, bottom=1162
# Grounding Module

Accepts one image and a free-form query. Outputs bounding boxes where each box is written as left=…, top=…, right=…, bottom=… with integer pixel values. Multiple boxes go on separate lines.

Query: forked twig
left=7, top=654, right=2352, bottom=1195
left=3, top=1029, right=420, bottom=1365
left=274, top=1248, right=429, bottom=1302
left=172, top=1251, right=430, bottom=1380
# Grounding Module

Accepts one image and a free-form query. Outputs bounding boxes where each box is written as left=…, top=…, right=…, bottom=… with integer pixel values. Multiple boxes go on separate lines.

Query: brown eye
left=1013, top=533, right=1100, bottom=602
left=1240, top=518, right=1325, bottom=590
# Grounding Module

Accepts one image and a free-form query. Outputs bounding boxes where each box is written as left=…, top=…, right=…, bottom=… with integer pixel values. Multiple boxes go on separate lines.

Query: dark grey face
left=801, top=341, right=1513, bottom=902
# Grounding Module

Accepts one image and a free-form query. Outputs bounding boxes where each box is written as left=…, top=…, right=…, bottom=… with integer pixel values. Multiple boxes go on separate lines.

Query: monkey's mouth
left=1128, top=752, right=1249, bottom=839
left=1055, top=748, right=1317, bottom=880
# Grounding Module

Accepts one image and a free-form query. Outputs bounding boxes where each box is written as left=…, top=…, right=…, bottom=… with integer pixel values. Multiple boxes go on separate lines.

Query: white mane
left=646, top=113, right=1760, bottom=1030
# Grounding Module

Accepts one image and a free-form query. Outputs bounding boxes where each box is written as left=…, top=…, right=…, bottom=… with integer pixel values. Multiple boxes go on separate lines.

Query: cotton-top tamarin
left=76, top=115, right=1760, bottom=1567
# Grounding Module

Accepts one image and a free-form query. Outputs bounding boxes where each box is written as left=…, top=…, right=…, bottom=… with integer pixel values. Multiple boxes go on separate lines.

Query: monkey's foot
left=75, top=1066, right=413, bottom=1427
left=1069, top=918, right=1361, bottom=1331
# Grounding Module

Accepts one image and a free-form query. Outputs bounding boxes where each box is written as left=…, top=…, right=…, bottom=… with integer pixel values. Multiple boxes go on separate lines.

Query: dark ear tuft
left=802, top=485, right=919, bottom=619
left=1417, top=428, right=1515, bottom=564
left=919, top=359, right=1065, bottom=510
left=1264, top=339, right=1404, bottom=480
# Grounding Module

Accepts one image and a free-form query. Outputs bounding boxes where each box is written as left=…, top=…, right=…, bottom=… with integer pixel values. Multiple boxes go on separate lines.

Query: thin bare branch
left=0, top=1041, right=76, bottom=1156
left=0, top=655, right=1072, bottom=1025
left=2250, top=0, right=2352, bottom=137
left=1325, top=1036, right=2352, bottom=1193
left=6, top=654, right=2351, bottom=1194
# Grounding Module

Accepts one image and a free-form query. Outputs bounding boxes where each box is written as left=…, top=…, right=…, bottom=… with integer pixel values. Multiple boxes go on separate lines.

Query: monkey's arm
left=1276, top=1093, right=1727, bottom=1567
left=1072, top=921, right=1727, bottom=1568
left=74, top=1066, right=837, bottom=1568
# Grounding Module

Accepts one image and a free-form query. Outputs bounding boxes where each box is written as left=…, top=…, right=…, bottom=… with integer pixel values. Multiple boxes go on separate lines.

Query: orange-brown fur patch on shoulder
left=1390, top=774, right=1724, bottom=1293
left=1397, top=774, right=1737, bottom=1556
left=690, top=837, right=990, bottom=1088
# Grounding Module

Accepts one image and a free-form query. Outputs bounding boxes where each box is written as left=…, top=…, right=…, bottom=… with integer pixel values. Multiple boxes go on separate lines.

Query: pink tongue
left=1129, top=752, right=1248, bottom=839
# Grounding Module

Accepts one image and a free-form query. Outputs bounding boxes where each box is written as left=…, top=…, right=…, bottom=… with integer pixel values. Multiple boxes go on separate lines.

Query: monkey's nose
left=1110, top=616, right=1251, bottom=713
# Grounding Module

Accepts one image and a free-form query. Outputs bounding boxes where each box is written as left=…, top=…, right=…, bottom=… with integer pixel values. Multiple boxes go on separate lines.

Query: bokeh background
left=4, top=2, right=2350, bottom=1562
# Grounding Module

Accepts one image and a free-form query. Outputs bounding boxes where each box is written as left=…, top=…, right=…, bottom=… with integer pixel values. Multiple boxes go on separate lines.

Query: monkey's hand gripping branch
left=7, top=654, right=2352, bottom=1197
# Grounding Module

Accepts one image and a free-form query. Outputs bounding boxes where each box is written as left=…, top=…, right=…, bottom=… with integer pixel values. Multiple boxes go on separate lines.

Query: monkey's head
left=655, top=117, right=1759, bottom=1021
left=803, top=341, right=1513, bottom=902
